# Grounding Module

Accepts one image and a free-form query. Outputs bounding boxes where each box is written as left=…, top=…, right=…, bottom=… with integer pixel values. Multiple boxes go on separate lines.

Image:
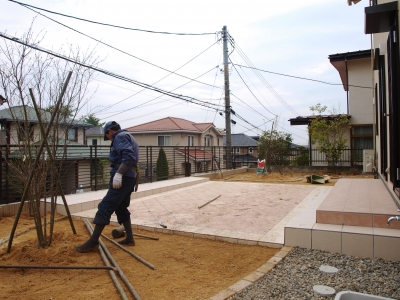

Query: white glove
left=113, top=173, right=123, bottom=189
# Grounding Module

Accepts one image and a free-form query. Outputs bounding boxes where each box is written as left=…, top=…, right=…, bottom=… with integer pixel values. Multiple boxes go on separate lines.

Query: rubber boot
left=118, top=219, right=135, bottom=246
left=75, top=224, right=105, bottom=253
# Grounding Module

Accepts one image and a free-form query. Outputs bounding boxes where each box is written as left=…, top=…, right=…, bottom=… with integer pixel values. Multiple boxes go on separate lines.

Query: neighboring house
left=126, top=116, right=223, bottom=147
left=349, top=0, right=400, bottom=205
left=0, top=105, right=90, bottom=145
left=126, top=117, right=224, bottom=176
left=85, top=126, right=112, bottom=146
left=223, top=133, right=258, bottom=167
left=0, top=105, right=106, bottom=195
left=289, top=49, right=373, bottom=166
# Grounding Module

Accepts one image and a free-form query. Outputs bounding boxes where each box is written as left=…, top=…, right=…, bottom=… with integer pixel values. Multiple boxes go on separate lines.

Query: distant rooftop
left=223, top=133, right=258, bottom=147
left=126, top=117, right=216, bottom=133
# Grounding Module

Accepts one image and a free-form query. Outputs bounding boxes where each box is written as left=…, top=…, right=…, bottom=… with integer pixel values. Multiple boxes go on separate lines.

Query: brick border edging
left=209, top=246, right=293, bottom=300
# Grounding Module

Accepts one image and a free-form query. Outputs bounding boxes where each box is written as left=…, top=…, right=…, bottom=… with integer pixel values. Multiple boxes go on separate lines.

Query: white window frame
left=158, top=135, right=172, bottom=146
left=188, top=135, right=194, bottom=146
left=236, top=147, right=240, bottom=153
left=204, top=135, right=211, bottom=146
left=67, top=128, right=77, bottom=141
left=249, top=147, right=253, bottom=154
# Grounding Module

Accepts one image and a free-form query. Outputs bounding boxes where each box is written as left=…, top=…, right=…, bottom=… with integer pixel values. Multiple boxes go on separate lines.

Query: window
left=351, top=125, right=373, bottom=149
left=92, top=139, right=97, bottom=146
left=188, top=136, right=194, bottom=146
left=204, top=135, right=211, bottom=146
left=67, top=128, right=77, bottom=141
left=158, top=136, right=171, bottom=146
left=217, top=137, right=220, bottom=146
left=236, top=147, right=240, bottom=153
left=249, top=147, right=253, bottom=154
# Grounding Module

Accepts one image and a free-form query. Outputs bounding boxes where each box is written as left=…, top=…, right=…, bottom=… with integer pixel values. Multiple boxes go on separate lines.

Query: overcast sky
left=1, top=0, right=371, bottom=145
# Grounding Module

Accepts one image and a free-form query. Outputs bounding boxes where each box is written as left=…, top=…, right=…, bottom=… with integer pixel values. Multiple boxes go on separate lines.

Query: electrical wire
left=0, top=32, right=221, bottom=114
left=230, top=56, right=276, bottom=114
left=229, top=57, right=277, bottom=117
left=228, top=35, right=301, bottom=116
left=17, top=2, right=222, bottom=100
left=102, top=65, right=222, bottom=119
left=234, top=64, right=373, bottom=89
left=10, top=0, right=216, bottom=36
left=213, top=89, right=225, bottom=124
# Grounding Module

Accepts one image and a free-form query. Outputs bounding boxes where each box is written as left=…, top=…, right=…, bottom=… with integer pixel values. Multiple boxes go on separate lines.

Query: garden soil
left=0, top=215, right=279, bottom=300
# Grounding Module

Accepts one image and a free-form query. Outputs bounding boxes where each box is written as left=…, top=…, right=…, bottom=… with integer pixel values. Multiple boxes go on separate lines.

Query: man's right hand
left=113, top=173, right=123, bottom=189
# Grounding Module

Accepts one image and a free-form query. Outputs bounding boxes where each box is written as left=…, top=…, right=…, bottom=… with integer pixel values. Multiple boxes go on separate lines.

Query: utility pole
left=222, top=25, right=232, bottom=169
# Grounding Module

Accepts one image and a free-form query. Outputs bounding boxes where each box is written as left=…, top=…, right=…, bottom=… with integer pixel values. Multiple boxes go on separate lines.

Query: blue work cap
left=103, top=121, right=120, bottom=141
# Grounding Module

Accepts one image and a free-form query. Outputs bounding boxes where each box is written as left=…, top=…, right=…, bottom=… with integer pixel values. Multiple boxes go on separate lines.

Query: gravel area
left=231, top=247, right=400, bottom=300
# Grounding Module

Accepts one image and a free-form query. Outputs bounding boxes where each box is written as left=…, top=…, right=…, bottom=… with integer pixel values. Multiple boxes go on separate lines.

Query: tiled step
left=316, top=179, right=400, bottom=229
left=284, top=179, right=400, bottom=261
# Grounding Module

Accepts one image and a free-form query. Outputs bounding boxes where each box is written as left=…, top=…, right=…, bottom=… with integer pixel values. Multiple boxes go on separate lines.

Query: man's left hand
left=113, top=173, right=123, bottom=189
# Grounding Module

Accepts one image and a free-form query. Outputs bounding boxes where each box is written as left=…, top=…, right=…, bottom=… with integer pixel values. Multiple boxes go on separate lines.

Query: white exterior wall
left=129, top=130, right=223, bottom=147
left=6, top=123, right=87, bottom=145
left=86, top=135, right=112, bottom=146
left=348, top=59, right=373, bottom=125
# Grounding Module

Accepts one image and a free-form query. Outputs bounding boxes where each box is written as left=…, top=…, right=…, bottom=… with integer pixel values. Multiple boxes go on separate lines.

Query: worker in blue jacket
left=76, top=121, right=139, bottom=253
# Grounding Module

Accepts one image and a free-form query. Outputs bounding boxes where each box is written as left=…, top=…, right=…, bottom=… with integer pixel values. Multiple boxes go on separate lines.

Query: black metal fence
left=288, top=148, right=365, bottom=166
left=0, top=145, right=365, bottom=205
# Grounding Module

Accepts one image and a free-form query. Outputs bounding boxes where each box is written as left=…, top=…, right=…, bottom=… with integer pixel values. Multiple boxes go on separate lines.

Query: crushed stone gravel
left=230, top=247, right=400, bottom=300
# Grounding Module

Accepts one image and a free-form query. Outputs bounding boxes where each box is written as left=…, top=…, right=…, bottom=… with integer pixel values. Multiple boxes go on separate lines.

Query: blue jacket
left=109, top=130, right=139, bottom=178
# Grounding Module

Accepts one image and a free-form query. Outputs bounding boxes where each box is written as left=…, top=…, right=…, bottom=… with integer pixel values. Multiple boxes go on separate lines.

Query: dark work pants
left=93, top=175, right=136, bottom=225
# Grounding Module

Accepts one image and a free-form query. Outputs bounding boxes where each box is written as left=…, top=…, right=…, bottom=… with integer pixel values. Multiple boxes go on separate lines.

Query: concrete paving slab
left=72, top=179, right=319, bottom=246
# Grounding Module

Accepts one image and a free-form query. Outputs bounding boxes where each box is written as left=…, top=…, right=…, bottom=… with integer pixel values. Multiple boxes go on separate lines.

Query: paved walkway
left=73, top=177, right=319, bottom=247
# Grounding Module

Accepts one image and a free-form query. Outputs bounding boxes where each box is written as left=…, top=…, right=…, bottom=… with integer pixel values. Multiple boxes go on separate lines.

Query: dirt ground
left=0, top=215, right=279, bottom=300
left=215, top=170, right=375, bottom=186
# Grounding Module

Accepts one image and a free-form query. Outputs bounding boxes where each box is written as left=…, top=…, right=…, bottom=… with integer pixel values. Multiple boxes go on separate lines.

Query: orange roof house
left=126, top=117, right=223, bottom=147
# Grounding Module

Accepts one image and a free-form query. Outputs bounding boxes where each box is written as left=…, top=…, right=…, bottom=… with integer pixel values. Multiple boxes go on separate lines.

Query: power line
left=102, top=65, right=222, bottom=119
left=92, top=78, right=222, bottom=100
left=234, top=64, right=373, bottom=89
left=18, top=3, right=222, bottom=97
left=0, top=32, right=221, bottom=113
left=10, top=0, right=216, bottom=36
left=229, top=36, right=300, bottom=116
left=230, top=56, right=276, bottom=114
left=229, top=57, right=277, bottom=117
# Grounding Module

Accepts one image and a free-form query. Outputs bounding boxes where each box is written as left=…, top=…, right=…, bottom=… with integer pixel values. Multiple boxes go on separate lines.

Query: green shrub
left=156, top=147, right=169, bottom=181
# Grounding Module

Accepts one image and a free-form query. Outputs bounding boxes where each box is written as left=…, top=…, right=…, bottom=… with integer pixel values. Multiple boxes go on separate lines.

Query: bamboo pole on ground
left=83, top=220, right=129, bottom=300
left=101, top=233, right=156, bottom=270
left=198, top=195, right=221, bottom=209
left=85, top=219, right=141, bottom=300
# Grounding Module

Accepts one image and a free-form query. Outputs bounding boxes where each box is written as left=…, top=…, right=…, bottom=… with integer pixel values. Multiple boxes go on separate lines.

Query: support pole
left=7, top=71, right=73, bottom=253
left=29, top=87, right=76, bottom=239
left=222, top=25, right=232, bottom=170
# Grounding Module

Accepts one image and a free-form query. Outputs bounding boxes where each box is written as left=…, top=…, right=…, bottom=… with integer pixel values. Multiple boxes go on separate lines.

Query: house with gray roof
left=0, top=105, right=91, bottom=145
left=223, top=133, right=258, bottom=167
left=85, top=126, right=111, bottom=146
left=0, top=105, right=111, bottom=198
